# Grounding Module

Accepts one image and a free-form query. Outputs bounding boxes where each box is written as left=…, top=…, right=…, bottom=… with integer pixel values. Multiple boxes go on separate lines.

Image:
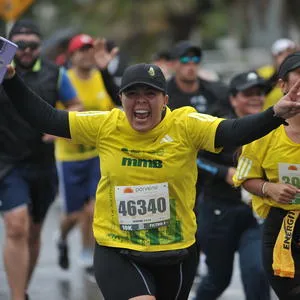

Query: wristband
left=261, top=181, right=268, bottom=196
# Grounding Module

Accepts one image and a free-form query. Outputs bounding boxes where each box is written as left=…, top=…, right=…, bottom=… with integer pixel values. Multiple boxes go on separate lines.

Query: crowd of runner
left=1, top=18, right=300, bottom=300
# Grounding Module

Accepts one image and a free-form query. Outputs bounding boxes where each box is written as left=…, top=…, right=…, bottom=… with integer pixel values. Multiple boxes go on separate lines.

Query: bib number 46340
left=118, top=197, right=167, bottom=216
left=115, top=183, right=170, bottom=231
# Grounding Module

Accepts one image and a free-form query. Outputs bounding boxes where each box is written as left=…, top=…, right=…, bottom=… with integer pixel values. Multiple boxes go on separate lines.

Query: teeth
left=135, top=110, right=149, bottom=113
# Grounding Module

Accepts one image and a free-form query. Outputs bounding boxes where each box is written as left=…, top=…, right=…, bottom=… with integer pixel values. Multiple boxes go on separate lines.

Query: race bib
left=278, top=163, right=300, bottom=204
left=115, top=183, right=170, bottom=231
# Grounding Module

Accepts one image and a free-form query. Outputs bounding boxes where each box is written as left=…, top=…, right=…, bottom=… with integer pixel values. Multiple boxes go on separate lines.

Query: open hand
left=94, top=38, right=119, bottom=70
left=274, top=78, right=300, bottom=119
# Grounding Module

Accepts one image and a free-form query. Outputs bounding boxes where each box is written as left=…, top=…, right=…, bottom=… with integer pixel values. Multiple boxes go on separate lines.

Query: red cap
left=68, top=34, right=94, bottom=54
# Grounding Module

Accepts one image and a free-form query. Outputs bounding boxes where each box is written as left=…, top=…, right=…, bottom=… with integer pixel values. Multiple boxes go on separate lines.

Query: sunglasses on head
left=179, top=56, right=201, bottom=64
left=15, top=40, right=40, bottom=51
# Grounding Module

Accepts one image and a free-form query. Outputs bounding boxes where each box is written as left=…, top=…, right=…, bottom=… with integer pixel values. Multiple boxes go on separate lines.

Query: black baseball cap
left=119, top=63, right=166, bottom=93
left=278, top=51, right=300, bottom=79
left=171, top=40, right=202, bottom=59
left=229, top=71, right=266, bottom=95
left=8, top=19, right=41, bottom=39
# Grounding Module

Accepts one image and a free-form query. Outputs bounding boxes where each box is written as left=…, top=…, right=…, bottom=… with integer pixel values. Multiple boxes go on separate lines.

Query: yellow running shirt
left=69, top=106, right=223, bottom=251
left=234, top=125, right=300, bottom=218
left=55, top=69, right=115, bottom=161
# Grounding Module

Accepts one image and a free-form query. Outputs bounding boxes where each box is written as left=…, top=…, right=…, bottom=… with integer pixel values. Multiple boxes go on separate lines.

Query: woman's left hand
left=265, top=182, right=300, bottom=204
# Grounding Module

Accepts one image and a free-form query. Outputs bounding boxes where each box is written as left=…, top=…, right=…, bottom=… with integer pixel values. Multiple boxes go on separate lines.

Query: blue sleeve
left=197, top=157, right=228, bottom=179
left=57, top=68, right=77, bottom=102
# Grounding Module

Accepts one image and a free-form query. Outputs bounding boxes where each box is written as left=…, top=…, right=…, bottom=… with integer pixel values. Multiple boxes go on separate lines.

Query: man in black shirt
left=167, top=40, right=230, bottom=201
left=195, top=71, right=270, bottom=300
left=0, top=20, right=81, bottom=300
left=167, top=40, right=229, bottom=115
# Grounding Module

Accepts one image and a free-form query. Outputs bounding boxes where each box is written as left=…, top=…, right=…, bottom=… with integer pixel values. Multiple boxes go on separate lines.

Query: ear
left=278, top=78, right=287, bottom=94
left=164, top=94, right=169, bottom=106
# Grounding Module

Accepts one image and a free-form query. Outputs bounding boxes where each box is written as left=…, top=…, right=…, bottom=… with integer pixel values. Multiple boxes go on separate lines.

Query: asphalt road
left=0, top=200, right=278, bottom=300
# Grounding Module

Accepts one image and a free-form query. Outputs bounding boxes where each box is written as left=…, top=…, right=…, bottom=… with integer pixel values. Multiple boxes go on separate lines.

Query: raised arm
left=215, top=107, right=284, bottom=147
left=94, top=38, right=121, bottom=106
left=215, top=78, right=300, bottom=148
left=3, top=67, right=71, bottom=138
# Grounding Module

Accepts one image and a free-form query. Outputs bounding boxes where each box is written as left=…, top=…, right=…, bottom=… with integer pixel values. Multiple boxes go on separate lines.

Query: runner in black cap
left=3, top=61, right=300, bottom=299
left=195, top=71, right=270, bottom=300
left=277, top=51, right=300, bottom=80
left=167, top=39, right=227, bottom=114
left=234, top=52, right=300, bottom=300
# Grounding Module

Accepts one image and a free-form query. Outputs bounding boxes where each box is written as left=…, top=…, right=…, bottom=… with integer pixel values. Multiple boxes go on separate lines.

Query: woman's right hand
left=4, top=64, right=16, bottom=80
left=264, top=182, right=300, bottom=204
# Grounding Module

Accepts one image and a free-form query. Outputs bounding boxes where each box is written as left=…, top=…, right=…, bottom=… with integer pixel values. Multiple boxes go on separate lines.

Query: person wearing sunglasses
left=167, top=41, right=231, bottom=262
left=195, top=71, right=270, bottom=300
left=0, top=19, right=82, bottom=300
left=234, top=52, right=300, bottom=300
left=3, top=60, right=300, bottom=300
left=167, top=40, right=228, bottom=115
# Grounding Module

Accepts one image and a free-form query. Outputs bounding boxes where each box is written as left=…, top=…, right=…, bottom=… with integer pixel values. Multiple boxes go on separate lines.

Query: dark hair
left=152, top=50, right=171, bottom=62
left=229, top=89, right=238, bottom=97
left=281, top=72, right=289, bottom=83
left=8, top=19, right=41, bottom=40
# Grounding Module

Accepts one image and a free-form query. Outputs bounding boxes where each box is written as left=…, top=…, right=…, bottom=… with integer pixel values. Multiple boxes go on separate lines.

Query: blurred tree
left=11, top=0, right=299, bottom=62
left=285, top=0, right=300, bottom=30
left=22, top=0, right=216, bottom=61
left=223, top=0, right=296, bottom=48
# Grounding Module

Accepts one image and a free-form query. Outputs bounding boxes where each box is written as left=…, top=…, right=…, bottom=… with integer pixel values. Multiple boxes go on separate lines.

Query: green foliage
left=10, top=0, right=289, bottom=61
left=200, top=8, right=229, bottom=49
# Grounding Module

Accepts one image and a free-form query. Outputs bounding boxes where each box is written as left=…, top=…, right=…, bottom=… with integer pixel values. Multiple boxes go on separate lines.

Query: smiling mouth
left=134, top=110, right=150, bottom=119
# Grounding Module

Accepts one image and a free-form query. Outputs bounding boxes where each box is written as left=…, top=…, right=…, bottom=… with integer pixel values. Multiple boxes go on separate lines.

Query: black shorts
left=94, top=243, right=199, bottom=300
left=0, top=163, right=58, bottom=223
left=263, top=207, right=300, bottom=300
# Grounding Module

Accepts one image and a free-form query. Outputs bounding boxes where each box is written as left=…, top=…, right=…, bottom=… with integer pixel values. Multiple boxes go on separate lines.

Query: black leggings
left=263, top=207, right=300, bottom=300
left=93, top=243, right=199, bottom=300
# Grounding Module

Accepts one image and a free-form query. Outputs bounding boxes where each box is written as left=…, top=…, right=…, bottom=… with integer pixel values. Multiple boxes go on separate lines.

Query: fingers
left=93, top=38, right=106, bottom=51
left=287, top=78, right=300, bottom=101
left=110, top=47, right=119, bottom=59
left=94, top=38, right=119, bottom=57
left=276, top=185, right=300, bottom=203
